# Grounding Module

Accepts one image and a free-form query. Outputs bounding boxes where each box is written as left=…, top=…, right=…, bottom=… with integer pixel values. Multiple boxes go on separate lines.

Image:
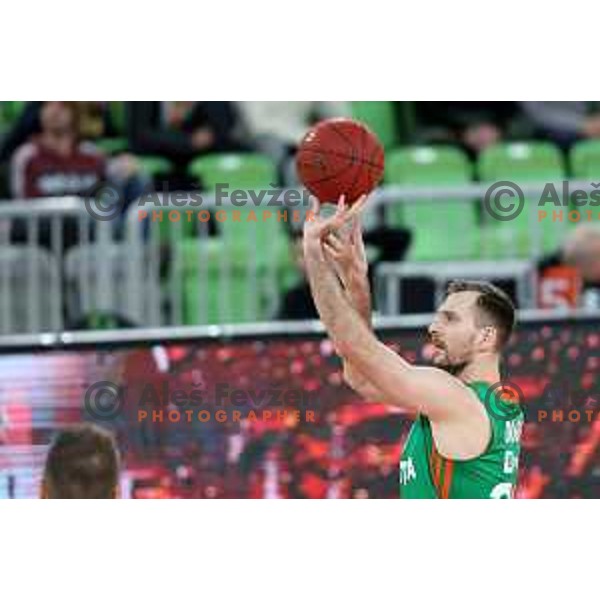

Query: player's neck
left=458, top=354, right=501, bottom=386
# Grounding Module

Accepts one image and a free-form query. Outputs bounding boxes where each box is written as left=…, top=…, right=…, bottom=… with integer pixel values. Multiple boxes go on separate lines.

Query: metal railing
left=376, top=260, right=537, bottom=315
left=0, top=197, right=146, bottom=334
left=0, top=181, right=590, bottom=335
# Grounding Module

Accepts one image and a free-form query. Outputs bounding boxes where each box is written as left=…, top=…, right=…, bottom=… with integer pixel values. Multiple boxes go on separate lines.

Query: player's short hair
left=42, top=423, right=120, bottom=499
left=446, top=280, right=515, bottom=348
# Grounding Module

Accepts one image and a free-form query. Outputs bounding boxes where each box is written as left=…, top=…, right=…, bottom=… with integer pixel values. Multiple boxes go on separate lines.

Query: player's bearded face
left=427, top=332, right=476, bottom=376
left=427, top=294, right=482, bottom=376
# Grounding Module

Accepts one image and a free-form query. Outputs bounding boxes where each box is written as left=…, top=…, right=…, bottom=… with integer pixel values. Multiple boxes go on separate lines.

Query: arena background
left=2, top=101, right=600, bottom=499
left=1, top=314, right=598, bottom=499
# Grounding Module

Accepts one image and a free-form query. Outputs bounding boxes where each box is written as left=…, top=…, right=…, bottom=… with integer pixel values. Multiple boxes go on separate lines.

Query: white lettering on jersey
left=399, top=457, right=417, bottom=485
left=505, top=418, right=524, bottom=445
left=503, top=450, right=519, bottom=475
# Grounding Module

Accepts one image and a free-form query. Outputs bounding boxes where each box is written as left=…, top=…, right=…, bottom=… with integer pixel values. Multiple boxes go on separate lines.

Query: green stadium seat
left=5, top=101, right=25, bottom=122
left=0, top=105, right=8, bottom=132
left=180, top=153, right=292, bottom=325
left=179, top=221, right=293, bottom=325
left=479, top=141, right=564, bottom=182
left=571, top=139, right=600, bottom=179
left=351, top=102, right=398, bottom=150
left=144, top=207, right=197, bottom=245
left=385, top=145, right=478, bottom=261
left=94, top=137, right=128, bottom=155
left=109, top=102, right=126, bottom=135
left=0, top=101, right=25, bottom=132
left=568, top=140, right=600, bottom=223
left=478, top=142, right=566, bottom=257
left=187, top=152, right=276, bottom=190
left=137, top=155, right=174, bottom=178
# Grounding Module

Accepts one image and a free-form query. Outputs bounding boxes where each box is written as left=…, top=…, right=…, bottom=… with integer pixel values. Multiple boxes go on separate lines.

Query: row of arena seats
left=2, top=134, right=598, bottom=331
left=139, top=139, right=597, bottom=261
left=134, top=139, right=598, bottom=325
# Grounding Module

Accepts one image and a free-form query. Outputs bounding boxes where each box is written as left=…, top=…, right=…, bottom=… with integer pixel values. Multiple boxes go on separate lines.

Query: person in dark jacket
left=124, top=101, right=248, bottom=189
left=414, top=101, right=517, bottom=158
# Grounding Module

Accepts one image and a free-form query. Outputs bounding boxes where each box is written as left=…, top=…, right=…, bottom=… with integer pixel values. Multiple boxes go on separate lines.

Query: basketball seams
left=298, top=147, right=383, bottom=170
left=296, top=128, right=356, bottom=192
left=296, top=118, right=384, bottom=203
left=327, top=121, right=357, bottom=152
left=345, top=125, right=368, bottom=201
left=297, top=154, right=358, bottom=186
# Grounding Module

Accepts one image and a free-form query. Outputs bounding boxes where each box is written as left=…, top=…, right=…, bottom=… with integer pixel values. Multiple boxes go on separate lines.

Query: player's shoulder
left=413, top=365, right=469, bottom=391
left=413, top=366, right=488, bottom=418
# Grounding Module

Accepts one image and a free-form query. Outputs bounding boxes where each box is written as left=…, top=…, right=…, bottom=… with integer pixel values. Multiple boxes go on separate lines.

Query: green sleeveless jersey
left=400, top=382, right=524, bottom=499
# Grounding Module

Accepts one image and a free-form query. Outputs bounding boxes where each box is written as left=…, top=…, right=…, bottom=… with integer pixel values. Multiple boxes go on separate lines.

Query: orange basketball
left=296, top=118, right=385, bottom=204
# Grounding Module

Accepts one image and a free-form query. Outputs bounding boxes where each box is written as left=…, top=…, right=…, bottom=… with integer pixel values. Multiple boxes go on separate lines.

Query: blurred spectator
left=9, top=101, right=147, bottom=206
left=125, top=101, right=248, bottom=188
left=1, top=102, right=147, bottom=205
left=238, top=101, right=351, bottom=184
left=276, top=220, right=411, bottom=320
left=538, top=224, right=600, bottom=309
left=519, top=101, right=600, bottom=150
left=77, top=101, right=120, bottom=139
left=0, top=101, right=120, bottom=163
left=10, top=101, right=105, bottom=199
left=7, top=102, right=148, bottom=250
left=414, top=102, right=518, bottom=158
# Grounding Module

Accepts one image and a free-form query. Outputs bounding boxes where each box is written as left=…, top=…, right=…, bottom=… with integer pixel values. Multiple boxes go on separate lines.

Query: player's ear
left=480, top=325, right=497, bottom=348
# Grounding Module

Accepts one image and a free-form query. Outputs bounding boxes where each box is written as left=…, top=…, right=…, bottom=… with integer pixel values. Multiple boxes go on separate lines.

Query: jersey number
left=490, top=482, right=513, bottom=499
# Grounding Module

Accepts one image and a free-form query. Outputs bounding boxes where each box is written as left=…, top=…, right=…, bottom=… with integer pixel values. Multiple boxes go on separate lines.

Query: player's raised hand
left=323, top=215, right=369, bottom=285
left=303, top=194, right=368, bottom=244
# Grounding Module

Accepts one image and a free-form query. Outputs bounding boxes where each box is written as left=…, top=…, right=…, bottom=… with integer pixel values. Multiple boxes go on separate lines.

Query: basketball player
left=41, top=423, right=120, bottom=499
left=303, top=196, right=524, bottom=499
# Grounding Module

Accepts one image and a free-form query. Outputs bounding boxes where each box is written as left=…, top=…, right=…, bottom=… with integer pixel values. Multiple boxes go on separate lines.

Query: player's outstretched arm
left=303, top=196, right=485, bottom=424
left=321, top=217, right=387, bottom=403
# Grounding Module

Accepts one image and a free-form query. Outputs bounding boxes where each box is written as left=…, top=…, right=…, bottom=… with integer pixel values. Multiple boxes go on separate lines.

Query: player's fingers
left=333, top=235, right=348, bottom=247
left=323, top=241, right=341, bottom=258
left=322, top=239, right=343, bottom=260
left=325, top=233, right=346, bottom=252
left=334, top=194, right=350, bottom=222
left=322, top=202, right=348, bottom=235
left=330, top=231, right=347, bottom=249
left=323, top=195, right=357, bottom=237
left=330, top=201, right=363, bottom=239
left=350, top=216, right=361, bottom=244
left=348, top=194, right=369, bottom=218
